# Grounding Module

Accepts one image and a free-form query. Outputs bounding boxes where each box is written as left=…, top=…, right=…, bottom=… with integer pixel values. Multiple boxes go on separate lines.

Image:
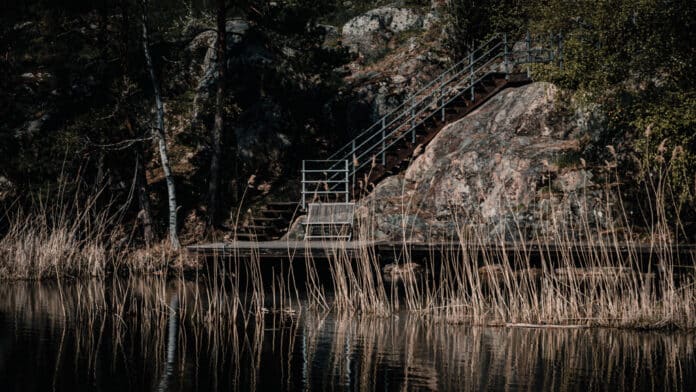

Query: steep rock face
left=356, top=82, right=613, bottom=242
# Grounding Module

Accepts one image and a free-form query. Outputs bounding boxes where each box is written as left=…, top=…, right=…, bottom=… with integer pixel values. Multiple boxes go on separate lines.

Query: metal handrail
left=348, top=49, right=505, bottom=171
left=332, top=38, right=507, bottom=170
left=324, top=38, right=509, bottom=175
left=351, top=54, right=506, bottom=176
left=303, top=32, right=562, bottom=208
left=327, top=34, right=503, bottom=161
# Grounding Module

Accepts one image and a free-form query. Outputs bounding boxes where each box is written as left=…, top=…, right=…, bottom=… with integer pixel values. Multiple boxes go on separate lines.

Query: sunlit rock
left=382, top=262, right=422, bottom=284
left=342, top=6, right=425, bottom=57
left=358, top=82, right=616, bottom=242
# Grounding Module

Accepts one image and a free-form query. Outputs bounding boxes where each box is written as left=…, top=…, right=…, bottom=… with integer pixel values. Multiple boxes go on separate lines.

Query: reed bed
left=0, top=156, right=693, bottom=331
left=296, top=162, right=696, bottom=330
left=0, top=186, right=117, bottom=280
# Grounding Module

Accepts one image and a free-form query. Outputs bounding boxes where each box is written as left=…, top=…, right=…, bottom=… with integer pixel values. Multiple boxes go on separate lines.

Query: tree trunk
left=140, top=0, right=180, bottom=249
left=207, top=0, right=226, bottom=227
left=135, top=151, right=155, bottom=244
left=121, top=0, right=155, bottom=245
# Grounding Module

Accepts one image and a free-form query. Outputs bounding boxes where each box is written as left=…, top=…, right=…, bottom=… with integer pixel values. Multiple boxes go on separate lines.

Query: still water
left=0, top=279, right=694, bottom=391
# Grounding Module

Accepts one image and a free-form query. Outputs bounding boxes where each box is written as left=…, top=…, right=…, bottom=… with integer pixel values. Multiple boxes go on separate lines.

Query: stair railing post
left=548, top=32, right=554, bottom=62
left=344, top=159, right=349, bottom=203
left=526, top=31, right=531, bottom=78
left=503, top=33, right=509, bottom=79
left=381, top=117, right=386, bottom=165
left=351, top=140, right=356, bottom=188
left=410, top=97, right=416, bottom=144
left=301, top=160, right=306, bottom=210
left=469, top=51, right=474, bottom=102
left=440, top=82, right=445, bottom=122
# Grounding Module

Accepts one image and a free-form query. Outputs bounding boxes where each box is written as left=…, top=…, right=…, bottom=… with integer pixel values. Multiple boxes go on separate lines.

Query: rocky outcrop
left=355, top=82, right=615, bottom=242
left=338, top=6, right=447, bottom=121
left=341, top=6, right=425, bottom=58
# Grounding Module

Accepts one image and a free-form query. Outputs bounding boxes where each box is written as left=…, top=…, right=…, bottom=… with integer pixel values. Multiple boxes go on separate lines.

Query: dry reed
left=294, top=157, right=696, bottom=330
left=0, top=186, right=116, bottom=280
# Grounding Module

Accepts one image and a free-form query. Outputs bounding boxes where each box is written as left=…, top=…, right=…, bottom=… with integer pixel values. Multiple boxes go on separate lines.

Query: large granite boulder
left=356, top=82, right=613, bottom=242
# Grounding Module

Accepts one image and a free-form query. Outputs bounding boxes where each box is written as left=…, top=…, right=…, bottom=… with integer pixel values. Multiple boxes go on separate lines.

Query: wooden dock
left=187, top=240, right=696, bottom=264
left=187, top=240, right=379, bottom=259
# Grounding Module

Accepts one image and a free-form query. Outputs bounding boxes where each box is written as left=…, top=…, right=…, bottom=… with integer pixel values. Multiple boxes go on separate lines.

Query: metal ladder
left=301, top=32, right=562, bottom=209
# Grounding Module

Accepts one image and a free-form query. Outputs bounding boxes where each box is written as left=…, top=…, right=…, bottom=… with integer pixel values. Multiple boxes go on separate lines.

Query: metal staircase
left=232, top=33, right=561, bottom=241
left=301, top=32, right=562, bottom=209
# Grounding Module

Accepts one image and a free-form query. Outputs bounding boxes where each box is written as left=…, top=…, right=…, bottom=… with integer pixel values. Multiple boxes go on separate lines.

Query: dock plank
left=186, top=240, right=696, bottom=262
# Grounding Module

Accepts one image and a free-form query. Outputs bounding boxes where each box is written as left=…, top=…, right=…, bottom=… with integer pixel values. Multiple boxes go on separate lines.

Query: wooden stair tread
left=252, top=217, right=284, bottom=222
left=265, top=202, right=298, bottom=207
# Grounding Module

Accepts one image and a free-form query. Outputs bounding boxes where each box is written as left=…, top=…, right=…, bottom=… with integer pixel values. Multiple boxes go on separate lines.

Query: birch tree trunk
left=140, top=0, right=180, bottom=249
left=207, top=0, right=226, bottom=227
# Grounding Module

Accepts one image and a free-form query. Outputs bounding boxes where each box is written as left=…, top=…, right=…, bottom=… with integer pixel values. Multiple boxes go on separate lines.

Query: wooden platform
left=187, top=240, right=696, bottom=263
left=187, top=240, right=377, bottom=259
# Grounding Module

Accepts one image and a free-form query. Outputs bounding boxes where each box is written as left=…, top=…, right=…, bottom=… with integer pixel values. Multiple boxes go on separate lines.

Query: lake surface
left=0, top=279, right=694, bottom=391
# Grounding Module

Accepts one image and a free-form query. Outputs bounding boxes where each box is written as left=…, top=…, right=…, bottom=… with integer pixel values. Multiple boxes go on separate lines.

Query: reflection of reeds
left=299, top=312, right=695, bottom=391
left=1, top=280, right=693, bottom=391
left=0, top=277, right=273, bottom=391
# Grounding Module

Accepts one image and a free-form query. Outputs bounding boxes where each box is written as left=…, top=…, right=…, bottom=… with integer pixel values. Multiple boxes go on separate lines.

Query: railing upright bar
left=301, top=160, right=306, bottom=210
left=548, top=32, right=554, bottom=62
left=440, top=83, right=445, bottom=122
left=381, top=117, right=386, bottom=165
left=410, top=101, right=416, bottom=144
left=469, top=51, right=474, bottom=101
left=558, top=32, right=564, bottom=69
left=351, top=140, right=356, bottom=188
left=526, top=31, right=531, bottom=78
left=344, top=160, right=349, bottom=202
left=503, top=33, right=509, bottom=78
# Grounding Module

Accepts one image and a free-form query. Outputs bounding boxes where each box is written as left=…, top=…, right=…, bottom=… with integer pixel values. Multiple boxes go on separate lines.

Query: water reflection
left=0, top=280, right=693, bottom=391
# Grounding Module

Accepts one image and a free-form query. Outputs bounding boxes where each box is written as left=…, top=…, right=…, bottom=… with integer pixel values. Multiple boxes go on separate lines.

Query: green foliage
left=527, top=0, right=696, bottom=207
left=444, top=0, right=530, bottom=57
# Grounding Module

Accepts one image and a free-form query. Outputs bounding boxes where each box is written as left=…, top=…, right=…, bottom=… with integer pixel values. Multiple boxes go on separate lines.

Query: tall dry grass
left=294, top=156, right=696, bottom=330
left=0, top=185, right=117, bottom=280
